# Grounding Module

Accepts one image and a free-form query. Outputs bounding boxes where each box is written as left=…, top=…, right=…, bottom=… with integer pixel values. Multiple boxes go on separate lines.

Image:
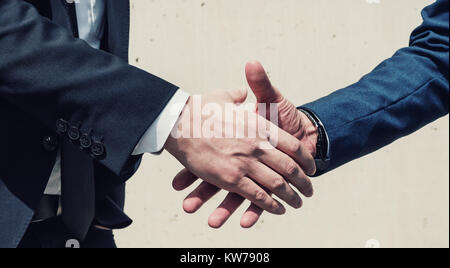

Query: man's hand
left=246, top=61, right=318, bottom=156
left=172, top=61, right=319, bottom=228
left=165, top=86, right=316, bottom=216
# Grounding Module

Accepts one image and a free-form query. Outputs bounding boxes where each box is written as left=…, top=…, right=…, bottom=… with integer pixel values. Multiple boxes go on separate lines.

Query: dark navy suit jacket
left=0, top=0, right=178, bottom=247
left=303, top=0, right=449, bottom=175
left=0, top=0, right=448, bottom=248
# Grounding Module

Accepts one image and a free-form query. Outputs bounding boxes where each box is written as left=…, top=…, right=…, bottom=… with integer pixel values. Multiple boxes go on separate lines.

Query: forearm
left=0, top=0, right=178, bottom=175
left=301, top=0, right=449, bottom=174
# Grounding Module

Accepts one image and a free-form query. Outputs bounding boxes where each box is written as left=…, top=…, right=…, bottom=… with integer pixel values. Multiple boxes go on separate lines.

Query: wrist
left=164, top=96, right=192, bottom=155
left=297, top=110, right=319, bottom=158
left=298, top=108, right=330, bottom=173
left=164, top=135, right=178, bottom=154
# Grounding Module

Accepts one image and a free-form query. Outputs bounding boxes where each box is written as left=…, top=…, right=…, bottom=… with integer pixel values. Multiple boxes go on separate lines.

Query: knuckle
left=224, top=179, right=237, bottom=188
left=271, top=201, right=281, bottom=211
left=239, top=139, right=259, bottom=156
left=246, top=139, right=261, bottom=155
left=222, top=169, right=242, bottom=188
left=290, top=141, right=302, bottom=154
left=285, top=162, right=299, bottom=178
left=271, top=177, right=285, bottom=191
left=254, top=190, right=268, bottom=203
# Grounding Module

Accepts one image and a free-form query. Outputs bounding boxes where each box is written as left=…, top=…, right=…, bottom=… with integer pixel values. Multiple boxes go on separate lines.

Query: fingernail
left=304, top=188, right=314, bottom=198
left=294, top=197, right=303, bottom=209
left=276, top=204, right=286, bottom=214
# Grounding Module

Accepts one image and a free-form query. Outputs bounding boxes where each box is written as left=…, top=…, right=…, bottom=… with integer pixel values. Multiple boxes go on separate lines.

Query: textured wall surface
left=115, top=0, right=449, bottom=248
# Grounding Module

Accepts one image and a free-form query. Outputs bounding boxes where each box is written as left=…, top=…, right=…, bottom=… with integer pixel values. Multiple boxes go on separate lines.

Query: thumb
left=245, top=61, right=283, bottom=103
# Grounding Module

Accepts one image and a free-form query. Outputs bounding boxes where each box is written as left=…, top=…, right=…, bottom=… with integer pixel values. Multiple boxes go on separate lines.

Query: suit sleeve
left=301, top=0, right=449, bottom=175
left=0, top=0, right=179, bottom=176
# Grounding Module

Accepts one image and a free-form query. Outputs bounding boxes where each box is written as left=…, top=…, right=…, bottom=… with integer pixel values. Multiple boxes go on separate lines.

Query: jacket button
left=80, top=133, right=92, bottom=149
left=91, top=142, right=105, bottom=157
left=43, top=136, right=58, bottom=152
left=56, top=119, right=68, bottom=134
left=68, top=125, right=80, bottom=141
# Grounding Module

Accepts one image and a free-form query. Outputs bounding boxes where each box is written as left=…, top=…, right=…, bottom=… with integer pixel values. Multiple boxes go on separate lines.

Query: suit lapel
left=51, top=0, right=130, bottom=61
left=106, top=0, right=131, bottom=62
left=49, top=0, right=78, bottom=37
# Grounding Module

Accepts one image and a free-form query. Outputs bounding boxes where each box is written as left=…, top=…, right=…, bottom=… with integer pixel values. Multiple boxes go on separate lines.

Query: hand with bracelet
left=172, top=61, right=327, bottom=228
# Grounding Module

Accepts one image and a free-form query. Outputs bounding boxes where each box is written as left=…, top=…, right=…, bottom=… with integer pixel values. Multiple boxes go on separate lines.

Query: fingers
left=272, top=127, right=317, bottom=176
left=259, top=148, right=314, bottom=197
left=178, top=177, right=279, bottom=228
left=234, top=177, right=286, bottom=215
left=183, top=181, right=220, bottom=213
left=247, top=161, right=303, bottom=208
left=172, top=168, right=198, bottom=191
left=246, top=61, right=283, bottom=103
left=241, top=203, right=265, bottom=228
left=244, top=62, right=317, bottom=175
left=208, top=192, right=246, bottom=229
left=208, top=194, right=267, bottom=229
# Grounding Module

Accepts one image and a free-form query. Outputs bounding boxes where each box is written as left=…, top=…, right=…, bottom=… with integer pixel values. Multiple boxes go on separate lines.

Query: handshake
left=164, top=61, right=319, bottom=228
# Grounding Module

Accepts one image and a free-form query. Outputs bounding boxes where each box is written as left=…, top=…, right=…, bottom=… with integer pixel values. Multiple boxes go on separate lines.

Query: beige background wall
left=115, top=0, right=449, bottom=248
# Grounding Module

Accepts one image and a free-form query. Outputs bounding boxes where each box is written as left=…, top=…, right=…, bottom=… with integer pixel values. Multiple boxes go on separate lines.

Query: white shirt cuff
left=132, top=90, right=189, bottom=155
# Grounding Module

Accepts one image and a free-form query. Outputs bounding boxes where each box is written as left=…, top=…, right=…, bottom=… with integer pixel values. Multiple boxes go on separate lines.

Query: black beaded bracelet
left=298, top=108, right=330, bottom=172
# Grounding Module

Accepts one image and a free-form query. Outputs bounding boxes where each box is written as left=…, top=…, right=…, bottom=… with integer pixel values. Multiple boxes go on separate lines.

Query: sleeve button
left=91, top=142, right=105, bottom=157
left=80, top=133, right=92, bottom=149
left=68, top=125, right=80, bottom=141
